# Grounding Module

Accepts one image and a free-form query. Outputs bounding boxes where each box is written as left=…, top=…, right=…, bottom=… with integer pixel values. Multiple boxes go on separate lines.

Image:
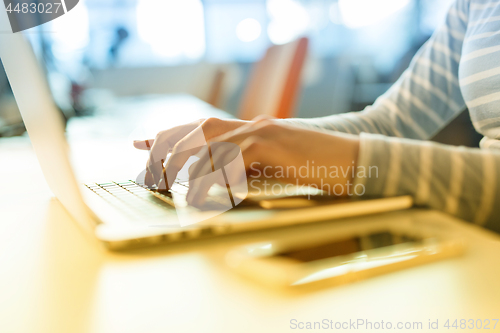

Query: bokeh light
left=137, top=0, right=205, bottom=59
left=338, top=0, right=411, bottom=29
left=267, top=0, right=309, bottom=45
left=236, top=18, right=262, bottom=43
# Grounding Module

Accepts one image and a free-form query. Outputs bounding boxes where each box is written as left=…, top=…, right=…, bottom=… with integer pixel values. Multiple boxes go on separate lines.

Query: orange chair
left=238, top=37, right=309, bottom=120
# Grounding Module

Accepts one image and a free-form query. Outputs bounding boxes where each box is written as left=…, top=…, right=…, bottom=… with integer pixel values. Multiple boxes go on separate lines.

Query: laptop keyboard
left=85, top=178, right=237, bottom=223
left=84, top=180, right=179, bottom=220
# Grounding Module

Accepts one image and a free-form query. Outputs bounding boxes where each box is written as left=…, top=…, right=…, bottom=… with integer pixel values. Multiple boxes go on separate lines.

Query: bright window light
left=267, top=0, right=309, bottom=45
left=328, top=3, right=343, bottom=25
left=338, top=0, right=411, bottom=29
left=137, top=0, right=205, bottom=59
left=236, top=18, right=262, bottom=43
left=51, top=1, right=89, bottom=52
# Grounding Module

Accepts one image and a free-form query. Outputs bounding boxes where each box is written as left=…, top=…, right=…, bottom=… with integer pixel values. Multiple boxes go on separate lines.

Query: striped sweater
left=286, top=0, right=500, bottom=231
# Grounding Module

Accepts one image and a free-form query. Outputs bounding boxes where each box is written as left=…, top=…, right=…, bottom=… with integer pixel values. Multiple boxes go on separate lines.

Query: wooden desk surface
left=1, top=95, right=500, bottom=333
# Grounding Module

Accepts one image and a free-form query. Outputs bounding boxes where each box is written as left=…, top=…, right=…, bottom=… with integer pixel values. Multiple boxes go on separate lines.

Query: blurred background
left=0, top=0, right=482, bottom=146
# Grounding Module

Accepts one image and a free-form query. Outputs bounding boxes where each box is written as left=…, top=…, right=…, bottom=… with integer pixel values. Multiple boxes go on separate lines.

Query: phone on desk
left=225, top=222, right=465, bottom=289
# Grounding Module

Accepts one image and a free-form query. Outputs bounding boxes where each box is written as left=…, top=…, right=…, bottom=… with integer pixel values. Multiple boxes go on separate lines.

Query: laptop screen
left=23, top=27, right=76, bottom=120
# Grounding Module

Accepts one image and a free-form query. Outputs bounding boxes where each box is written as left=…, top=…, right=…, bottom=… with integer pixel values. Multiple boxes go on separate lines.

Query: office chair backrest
left=238, top=37, right=308, bottom=120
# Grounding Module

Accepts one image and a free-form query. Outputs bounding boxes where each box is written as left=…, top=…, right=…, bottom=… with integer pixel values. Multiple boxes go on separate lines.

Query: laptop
left=0, top=20, right=413, bottom=250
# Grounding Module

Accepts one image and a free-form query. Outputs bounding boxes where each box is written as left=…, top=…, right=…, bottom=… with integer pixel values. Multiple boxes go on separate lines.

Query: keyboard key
left=98, top=182, right=117, bottom=187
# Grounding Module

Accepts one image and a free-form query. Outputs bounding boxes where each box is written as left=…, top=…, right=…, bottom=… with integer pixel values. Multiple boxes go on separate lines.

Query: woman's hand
left=135, top=117, right=360, bottom=206
left=133, top=117, right=248, bottom=188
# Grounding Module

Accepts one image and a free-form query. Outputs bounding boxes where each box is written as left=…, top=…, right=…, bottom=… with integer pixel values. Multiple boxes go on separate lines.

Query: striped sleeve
left=284, top=0, right=468, bottom=138
left=354, top=133, right=500, bottom=232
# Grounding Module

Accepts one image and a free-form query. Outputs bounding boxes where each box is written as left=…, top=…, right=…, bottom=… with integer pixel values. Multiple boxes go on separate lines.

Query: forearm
left=280, top=112, right=382, bottom=135
left=280, top=105, right=412, bottom=137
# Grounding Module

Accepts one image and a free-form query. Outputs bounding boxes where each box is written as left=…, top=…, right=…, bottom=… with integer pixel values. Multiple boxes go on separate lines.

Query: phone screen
left=276, top=231, right=422, bottom=263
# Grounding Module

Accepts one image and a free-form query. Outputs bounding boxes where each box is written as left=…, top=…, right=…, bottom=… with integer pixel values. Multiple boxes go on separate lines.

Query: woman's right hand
left=133, top=117, right=248, bottom=189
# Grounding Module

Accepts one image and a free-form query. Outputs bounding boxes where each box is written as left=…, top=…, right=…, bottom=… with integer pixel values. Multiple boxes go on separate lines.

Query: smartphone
left=225, top=223, right=465, bottom=288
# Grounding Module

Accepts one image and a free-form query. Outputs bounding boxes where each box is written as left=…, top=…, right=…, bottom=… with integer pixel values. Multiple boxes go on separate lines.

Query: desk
left=1, top=95, right=500, bottom=333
